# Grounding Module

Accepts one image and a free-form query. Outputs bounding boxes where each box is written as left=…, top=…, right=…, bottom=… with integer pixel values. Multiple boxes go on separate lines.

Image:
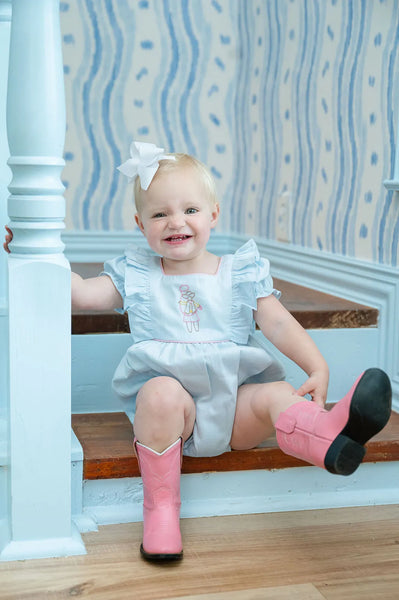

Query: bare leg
left=134, top=376, right=196, bottom=452
left=230, top=381, right=304, bottom=450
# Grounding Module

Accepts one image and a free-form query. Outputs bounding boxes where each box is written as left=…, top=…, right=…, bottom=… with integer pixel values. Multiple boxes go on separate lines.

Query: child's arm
left=4, top=225, right=122, bottom=311
left=71, top=272, right=123, bottom=311
left=254, top=294, right=329, bottom=407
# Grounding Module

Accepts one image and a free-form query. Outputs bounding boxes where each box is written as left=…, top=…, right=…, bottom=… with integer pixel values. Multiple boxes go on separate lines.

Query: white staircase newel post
left=0, top=1, right=11, bottom=300
left=0, top=0, right=85, bottom=560
left=0, top=0, right=11, bottom=557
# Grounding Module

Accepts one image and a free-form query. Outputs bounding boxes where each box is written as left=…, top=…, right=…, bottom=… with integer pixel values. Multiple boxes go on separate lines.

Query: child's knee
left=272, top=380, right=296, bottom=395
left=253, top=380, right=295, bottom=401
left=137, top=376, right=189, bottom=415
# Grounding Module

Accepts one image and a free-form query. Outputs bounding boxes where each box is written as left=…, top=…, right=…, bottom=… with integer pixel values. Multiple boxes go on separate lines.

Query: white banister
left=0, top=0, right=11, bottom=558
left=0, top=0, right=85, bottom=560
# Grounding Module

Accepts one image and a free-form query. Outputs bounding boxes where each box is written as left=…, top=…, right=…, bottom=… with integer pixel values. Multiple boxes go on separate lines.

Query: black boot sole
left=140, top=543, right=183, bottom=562
left=324, top=368, right=392, bottom=476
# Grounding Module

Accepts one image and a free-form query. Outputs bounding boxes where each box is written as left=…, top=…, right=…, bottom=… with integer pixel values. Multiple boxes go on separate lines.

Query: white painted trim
left=63, top=230, right=140, bottom=263
left=0, top=523, right=86, bottom=561
left=62, top=229, right=230, bottom=262
left=71, top=429, right=83, bottom=462
left=64, top=230, right=399, bottom=409
left=384, top=179, right=399, bottom=192
left=78, top=461, right=399, bottom=529
left=0, top=418, right=7, bottom=466
left=0, top=429, right=87, bottom=559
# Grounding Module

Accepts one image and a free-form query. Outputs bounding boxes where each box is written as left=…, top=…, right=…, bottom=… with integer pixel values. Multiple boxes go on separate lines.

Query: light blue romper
left=102, top=239, right=284, bottom=457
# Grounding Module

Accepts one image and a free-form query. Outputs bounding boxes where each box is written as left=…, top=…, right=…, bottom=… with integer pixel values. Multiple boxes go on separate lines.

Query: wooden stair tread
left=71, top=263, right=378, bottom=333
left=71, top=410, right=399, bottom=480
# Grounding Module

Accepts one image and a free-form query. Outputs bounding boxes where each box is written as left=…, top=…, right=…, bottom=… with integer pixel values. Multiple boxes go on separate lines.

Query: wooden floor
left=1, top=505, right=399, bottom=599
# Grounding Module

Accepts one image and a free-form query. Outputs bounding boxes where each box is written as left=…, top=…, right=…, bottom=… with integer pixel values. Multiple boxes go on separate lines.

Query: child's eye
left=152, top=212, right=166, bottom=219
left=185, top=208, right=198, bottom=215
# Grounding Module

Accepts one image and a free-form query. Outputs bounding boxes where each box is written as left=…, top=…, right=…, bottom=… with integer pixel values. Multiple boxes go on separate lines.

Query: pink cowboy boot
left=275, top=368, right=391, bottom=476
left=134, top=437, right=183, bottom=561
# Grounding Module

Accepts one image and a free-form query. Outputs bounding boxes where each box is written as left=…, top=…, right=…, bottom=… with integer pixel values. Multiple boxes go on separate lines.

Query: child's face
left=135, top=167, right=219, bottom=263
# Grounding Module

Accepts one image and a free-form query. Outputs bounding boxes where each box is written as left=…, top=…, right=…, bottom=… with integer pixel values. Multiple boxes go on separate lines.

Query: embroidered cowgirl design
left=178, top=285, right=202, bottom=333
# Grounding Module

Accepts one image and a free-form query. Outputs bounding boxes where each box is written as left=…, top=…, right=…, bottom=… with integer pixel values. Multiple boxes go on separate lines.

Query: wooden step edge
left=72, top=411, right=399, bottom=481
left=71, top=307, right=378, bottom=335
left=287, top=308, right=377, bottom=330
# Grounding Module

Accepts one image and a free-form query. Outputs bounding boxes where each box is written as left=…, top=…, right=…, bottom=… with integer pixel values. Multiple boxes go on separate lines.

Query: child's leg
left=231, top=380, right=303, bottom=450
left=231, top=369, right=391, bottom=475
left=133, top=376, right=196, bottom=562
left=134, top=375, right=196, bottom=451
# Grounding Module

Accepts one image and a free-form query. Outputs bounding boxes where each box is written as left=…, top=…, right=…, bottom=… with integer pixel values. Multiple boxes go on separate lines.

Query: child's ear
left=135, top=213, right=145, bottom=234
left=210, top=203, right=220, bottom=229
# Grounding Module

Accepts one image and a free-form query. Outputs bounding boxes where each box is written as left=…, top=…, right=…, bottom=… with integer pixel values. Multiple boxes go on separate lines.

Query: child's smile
left=164, top=234, right=193, bottom=244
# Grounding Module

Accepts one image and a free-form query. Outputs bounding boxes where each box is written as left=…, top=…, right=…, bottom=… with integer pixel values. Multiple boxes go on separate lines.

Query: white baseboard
left=76, top=461, right=399, bottom=530
left=64, top=230, right=399, bottom=410
left=0, top=523, right=86, bottom=561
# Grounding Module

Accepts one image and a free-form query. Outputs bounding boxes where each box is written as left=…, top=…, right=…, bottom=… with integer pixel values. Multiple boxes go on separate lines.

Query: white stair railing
left=0, top=0, right=11, bottom=558
left=0, top=0, right=85, bottom=560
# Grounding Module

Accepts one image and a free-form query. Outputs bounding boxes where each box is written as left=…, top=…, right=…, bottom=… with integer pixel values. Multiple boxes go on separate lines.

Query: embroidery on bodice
left=178, top=284, right=202, bottom=333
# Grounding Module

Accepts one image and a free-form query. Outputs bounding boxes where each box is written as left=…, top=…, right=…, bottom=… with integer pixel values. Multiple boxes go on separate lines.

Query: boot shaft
left=134, top=438, right=182, bottom=509
left=134, top=437, right=183, bottom=560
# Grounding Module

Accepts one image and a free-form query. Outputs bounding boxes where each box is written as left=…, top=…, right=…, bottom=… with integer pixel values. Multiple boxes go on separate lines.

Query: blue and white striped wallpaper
left=61, top=0, right=399, bottom=266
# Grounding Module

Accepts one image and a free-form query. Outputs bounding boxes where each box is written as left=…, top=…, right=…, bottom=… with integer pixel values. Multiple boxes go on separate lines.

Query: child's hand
left=3, top=226, right=12, bottom=253
left=296, top=369, right=329, bottom=407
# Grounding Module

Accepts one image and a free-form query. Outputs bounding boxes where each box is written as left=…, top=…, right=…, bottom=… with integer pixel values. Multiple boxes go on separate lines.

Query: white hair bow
left=117, top=141, right=175, bottom=190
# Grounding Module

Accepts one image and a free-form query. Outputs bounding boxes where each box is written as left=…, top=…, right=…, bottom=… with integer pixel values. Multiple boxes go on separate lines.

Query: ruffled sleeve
left=101, top=245, right=155, bottom=340
left=232, top=239, right=280, bottom=308
left=123, top=245, right=152, bottom=311
left=230, top=239, right=280, bottom=343
left=101, top=255, right=127, bottom=304
left=124, top=245, right=157, bottom=340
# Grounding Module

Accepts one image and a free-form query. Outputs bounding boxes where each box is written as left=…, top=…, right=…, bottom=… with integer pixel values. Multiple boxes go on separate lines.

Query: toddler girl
left=4, top=141, right=392, bottom=563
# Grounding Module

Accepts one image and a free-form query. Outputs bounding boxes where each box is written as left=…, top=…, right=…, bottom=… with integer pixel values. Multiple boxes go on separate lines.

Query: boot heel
left=342, top=368, right=392, bottom=445
left=324, top=434, right=366, bottom=476
left=140, top=544, right=183, bottom=562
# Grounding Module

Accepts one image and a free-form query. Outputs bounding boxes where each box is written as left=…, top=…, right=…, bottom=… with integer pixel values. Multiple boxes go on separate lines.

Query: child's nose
left=168, top=213, right=185, bottom=228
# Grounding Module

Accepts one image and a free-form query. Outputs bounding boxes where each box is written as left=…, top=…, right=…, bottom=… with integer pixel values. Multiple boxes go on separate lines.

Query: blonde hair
left=134, top=153, right=218, bottom=213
